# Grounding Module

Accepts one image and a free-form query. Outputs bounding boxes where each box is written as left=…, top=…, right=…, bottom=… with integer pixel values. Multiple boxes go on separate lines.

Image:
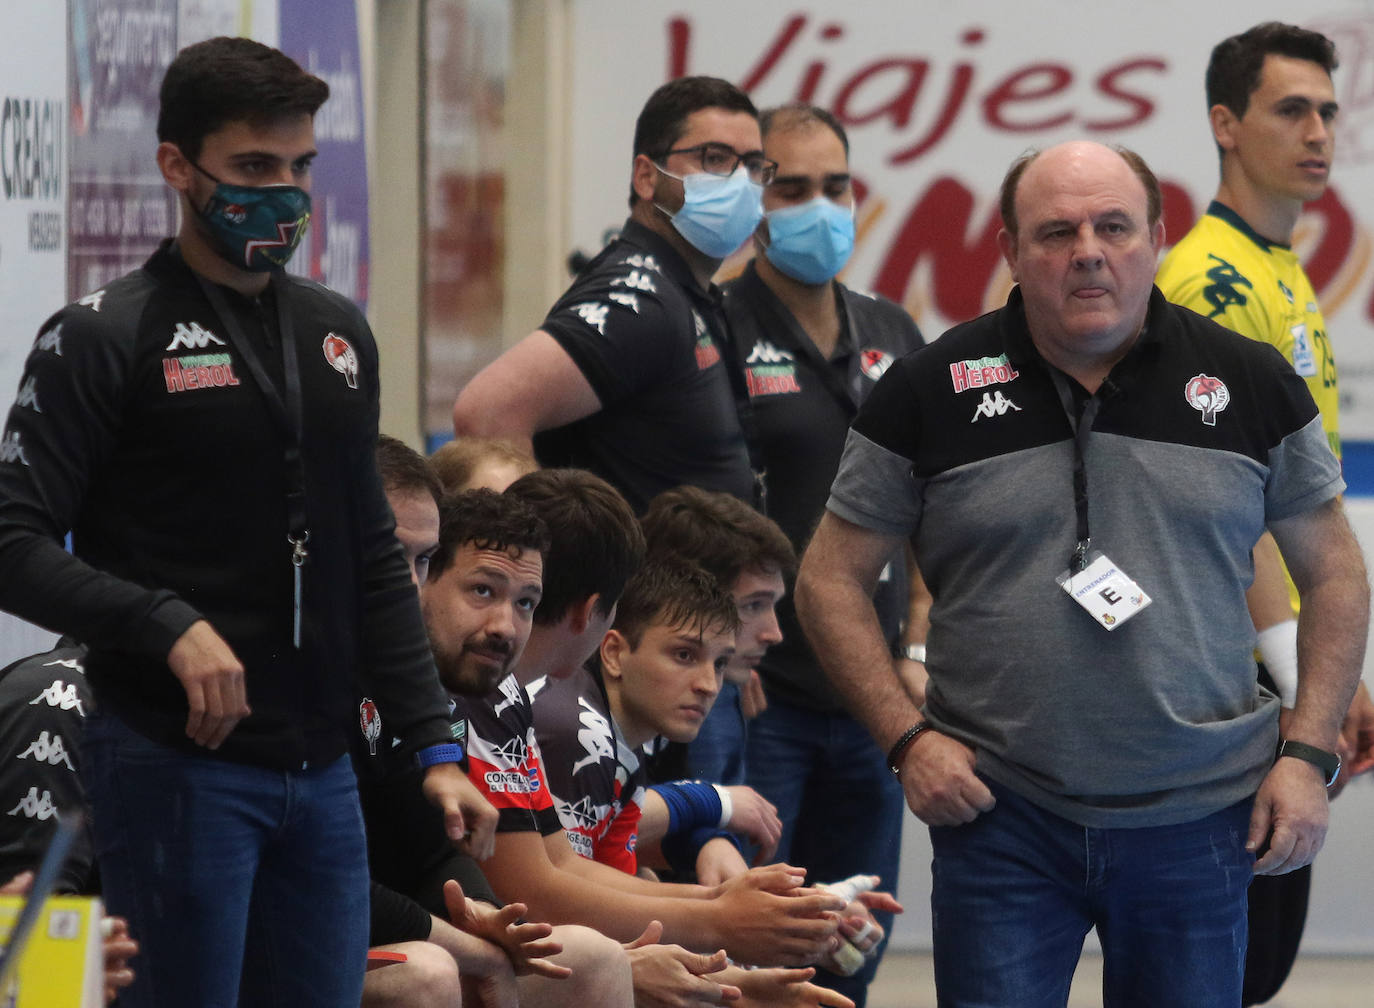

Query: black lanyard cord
left=194, top=271, right=310, bottom=646
left=1048, top=369, right=1105, bottom=574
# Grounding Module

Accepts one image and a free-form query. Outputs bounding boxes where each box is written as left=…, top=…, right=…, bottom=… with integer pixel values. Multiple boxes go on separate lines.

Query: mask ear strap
left=185, top=156, right=226, bottom=186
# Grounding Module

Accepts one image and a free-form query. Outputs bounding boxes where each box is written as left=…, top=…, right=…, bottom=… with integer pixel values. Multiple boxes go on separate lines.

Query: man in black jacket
left=0, top=37, right=473, bottom=1008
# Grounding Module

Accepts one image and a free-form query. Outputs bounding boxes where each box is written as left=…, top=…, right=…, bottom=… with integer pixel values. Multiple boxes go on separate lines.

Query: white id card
left=1056, top=551, right=1151, bottom=631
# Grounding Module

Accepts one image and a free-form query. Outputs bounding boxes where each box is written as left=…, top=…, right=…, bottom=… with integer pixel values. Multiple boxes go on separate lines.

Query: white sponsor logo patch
left=6, top=787, right=57, bottom=820
left=0, top=431, right=28, bottom=466
left=746, top=340, right=795, bottom=365
left=970, top=391, right=1021, bottom=422
left=573, top=302, right=609, bottom=335
left=29, top=679, right=86, bottom=716
left=166, top=322, right=225, bottom=351
left=17, top=731, right=75, bottom=771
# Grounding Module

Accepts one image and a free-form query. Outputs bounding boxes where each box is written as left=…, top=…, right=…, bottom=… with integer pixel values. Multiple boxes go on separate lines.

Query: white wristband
left=712, top=784, right=733, bottom=828
left=1257, top=619, right=1299, bottom=708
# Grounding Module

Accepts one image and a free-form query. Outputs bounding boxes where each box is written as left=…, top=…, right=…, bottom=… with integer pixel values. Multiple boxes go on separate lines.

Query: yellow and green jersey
left=1158, top=200, right=1340, bottom=615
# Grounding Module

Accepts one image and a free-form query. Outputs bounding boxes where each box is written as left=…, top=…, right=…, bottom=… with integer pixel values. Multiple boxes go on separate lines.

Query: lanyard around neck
left=1047, top=368, right=1106, bottom=575
left=195, top=271, right=311, bottom=647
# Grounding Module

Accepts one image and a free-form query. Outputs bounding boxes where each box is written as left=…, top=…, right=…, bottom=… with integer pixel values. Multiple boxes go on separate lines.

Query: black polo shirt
left=536, top=219, right=753, bottom=513
left=724, top=263, right=925, bottom=710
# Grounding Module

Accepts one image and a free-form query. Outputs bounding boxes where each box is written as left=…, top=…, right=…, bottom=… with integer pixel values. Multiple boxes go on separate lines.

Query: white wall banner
left=569, top=1, right=1374, bottom=444
left=0, top=3, right=67, bottom=662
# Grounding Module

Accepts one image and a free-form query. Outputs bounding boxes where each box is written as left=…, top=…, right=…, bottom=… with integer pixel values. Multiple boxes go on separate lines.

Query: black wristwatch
left=1275, top=739, right=1342, bottom=788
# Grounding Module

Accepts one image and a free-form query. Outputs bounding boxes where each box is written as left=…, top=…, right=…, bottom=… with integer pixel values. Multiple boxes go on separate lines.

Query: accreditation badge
left=1056, top=551, right=1151, bottom=631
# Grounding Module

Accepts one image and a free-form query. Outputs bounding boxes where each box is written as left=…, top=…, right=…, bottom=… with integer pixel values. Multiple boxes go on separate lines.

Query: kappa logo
left=620, top=253, right=661, bottom=273
left=28, top=679, right=86, bottom=716
left=611, top=269, right=657, bottom=294
left=861, top=349, right=894, bottom=381
left=609, top=291, right=640, bottom=313
left=359, top=698, right=382, bottom=756
left=746, top=341, right=795, bottom=365
left=573, top=302, right=609, bottom=335
left=950, top=354, right=1020, bottom=393
left=1201, top=255, right=1251, bottom=318
left=15, top=376, right=40, bottom=413
left=77, top=290, right=105, bottom=312
left=492, top=675, right=523, bottom=719
left=6, top=787, right=56, bottom=821
left=573, top=701, right=614, bottom=775
left=166, top=322, right=225, bottom=352
left=35, top=323, right=63, bottom=355
left=1185, top=374, right=1230, bottom=426
left=42, top=657, right=84, bottom=672
left=0, top=431, right=28, bottom=467
left=971, top=391, right=1022, bottom=422
left=323, top=333, right=360, bottom=390
left=17, top=731, right=75, bottom=771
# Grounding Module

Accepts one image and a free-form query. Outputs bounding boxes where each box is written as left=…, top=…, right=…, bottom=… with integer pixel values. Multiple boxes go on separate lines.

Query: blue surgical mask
left=191, top=161, right=311, bottom=272
left=656, top=165, right=763, bottom=259
left=763, top=196, right=855, bottom=285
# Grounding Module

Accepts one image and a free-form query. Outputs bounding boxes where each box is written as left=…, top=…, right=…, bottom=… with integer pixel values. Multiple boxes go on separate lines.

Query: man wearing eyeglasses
left=453, top=76, right=773, bottom=514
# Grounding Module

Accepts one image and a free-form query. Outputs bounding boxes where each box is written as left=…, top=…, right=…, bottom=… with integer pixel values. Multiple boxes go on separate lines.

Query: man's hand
left=721, top=786, right=782, bottom=863
left=422, top=762, right=498, bottom=859
left=740, top=670, right=769, bottom=720
left=840, top=888, right=903, bottom=959
left=1333, top=682, right=1374, bottom=797
left=695, top=837, right=750, bottom=888
left=1249, top=756, right=1330, bottom=875
left=709, top=865, right=844, bottom=967
left=102, top=916, right=139, bottom=1004
left=442, top=879, right=570, bottom=980
left=895, top=730, right=995, bottom=826
left=167, top=620, right=249, bottom=748
left=622, top=921, right=741, bottom=1008
left=729, top=965, right=856, bottom=1008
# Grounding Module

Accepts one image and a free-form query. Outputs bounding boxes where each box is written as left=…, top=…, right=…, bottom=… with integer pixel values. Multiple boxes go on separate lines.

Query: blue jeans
left=745, top=697, right=905, bottom=1007
left=688, top=679, right=747, bottom=784
left=81, top=711, right=369, bottom=1007
left=930, top=777, right=1252, bottom=1008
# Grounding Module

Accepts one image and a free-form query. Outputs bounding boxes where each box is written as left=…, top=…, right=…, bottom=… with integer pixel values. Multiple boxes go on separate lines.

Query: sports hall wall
left=2, top=0, right=1372, bottom=955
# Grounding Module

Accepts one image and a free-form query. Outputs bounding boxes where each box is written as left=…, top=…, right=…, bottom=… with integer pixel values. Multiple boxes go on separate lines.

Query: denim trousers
left=80, top=710, right=370, bottom=1007
left=688, top=679, right=748, bottom=785
left=930, top=776, right=1252, bottom=1008
left=745, top=697, right=905, bottom=1008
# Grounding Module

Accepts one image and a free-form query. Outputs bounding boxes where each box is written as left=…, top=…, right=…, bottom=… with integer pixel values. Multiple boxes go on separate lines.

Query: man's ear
left=631, top=153, right=661, bottom=204
left=568, top=593, right=602, bottom=636
left=997, top=228, right=1019, bottom=283
left=1209, top=103, right=1239, bottom=154
left=156, top=141, right=195, bottom=195
left=600, top=629, right=629, bottom=683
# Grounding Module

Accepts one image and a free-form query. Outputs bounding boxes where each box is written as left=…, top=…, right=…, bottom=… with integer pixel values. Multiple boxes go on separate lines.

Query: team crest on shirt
left=744, top=340, right=801, bottom=396
left=359, top=698, right=382, bottom=756
left=323, top=333, right=360, bottom=389
left=861, top=349, right=894, bottom=381
left=1185, top=374, right=1230, bottom=426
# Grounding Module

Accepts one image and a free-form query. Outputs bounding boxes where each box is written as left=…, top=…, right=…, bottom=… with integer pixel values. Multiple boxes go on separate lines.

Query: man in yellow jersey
left=1158, top=21, right=1374, bottom=1005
